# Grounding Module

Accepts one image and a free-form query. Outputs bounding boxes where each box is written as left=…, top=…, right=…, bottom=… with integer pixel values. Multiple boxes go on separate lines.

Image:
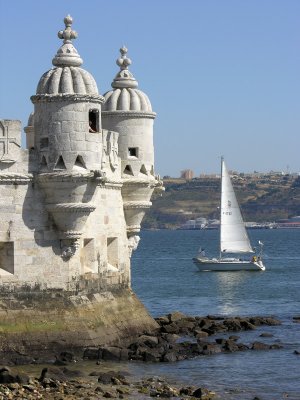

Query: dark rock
left=179, top=386, right=194, bottom=396
left=194, top=329, right=209, bottom=339
left=155, top=316, right=170, bottom=326
left=251, top=342, right=270, bottom=350
left=59, top=351, right=75, bottom=362
left=62, top=367, right=84, bottom=378
left=249, top=317, right=281, bottom=326
left=83, top=347, right=101, bottom=360
left=142, top=349, right=162, bottom=362
left=98, top=371, right=126, bottom=385
left=237, top=343, right=250, bottom=351
left=100, top=346, right=129, bottom=361
left=215, top=338, right=227, bottom=345
left=269, top=343, right=283, bottom=349
left=229, top=335, right=240, bottom=341
left=53, top=358, right=68, bottom=366
left=168, top=311, right=188, bottom=323
left=103, top=390, right=116, bottom=398
left=223, top=339, right=240, bottom=352
left=223, top=318, right=242, bottom=331
left=202, top=343, right=222, bottom=355
left=192, top=387, right=204, bottom=398
left=293, top=350, right=300, bottom=355
left=240, top=319, right=256, bottom=330
left=132, top=334, right=159, bottom=348
left=39, top=366, right=67, bottom=382
left=23, top=384, right=36, bottom=392
left=259, top=332, right=273, bottom=338
left=206, top=315, right=224, bottom=320
left=176, top=319, right=196, bottom=333
left=15, top=372, right=31, bottom=384
left=161, top=333, right=180, bottom=343
left=162, top=351, right=177, bottom=362
left=0, top=367, right=17, bottom=384
left=161, top=322, right=180, bottom=334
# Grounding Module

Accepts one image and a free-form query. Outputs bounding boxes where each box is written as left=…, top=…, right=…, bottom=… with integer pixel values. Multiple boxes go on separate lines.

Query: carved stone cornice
left=37, top=171, right=93, bottom=183
left=31, top=93, right=104, bottom=104
left=0, top=173, right=33, bottom=184
left=46, top=203, right=96, bottom=213
left=122, top=178, right=157, bottom=188
left=126, top=225, right=141, bottom=233
left=102, top=110, right=156, bottom=119
left=123, top=201, right=152, bottom=210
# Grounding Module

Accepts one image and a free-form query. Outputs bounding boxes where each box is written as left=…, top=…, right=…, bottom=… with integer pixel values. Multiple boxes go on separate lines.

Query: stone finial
left=112, top=46, right=138, bottom=89
left=52, top=15, right=83, bottom=67
left=58, top=15, right=78, bottom=43
left=116, top=46, right=132, bottom=70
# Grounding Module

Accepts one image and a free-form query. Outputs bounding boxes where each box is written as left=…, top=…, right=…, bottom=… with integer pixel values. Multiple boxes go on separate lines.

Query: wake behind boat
left=193, top=158, right=265, bottom=272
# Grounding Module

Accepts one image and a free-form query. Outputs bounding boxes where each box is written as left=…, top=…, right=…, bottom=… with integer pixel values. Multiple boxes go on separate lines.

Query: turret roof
left=102, top=47, right=153, bottom=112
left=36, top=15, right=98, bottom=95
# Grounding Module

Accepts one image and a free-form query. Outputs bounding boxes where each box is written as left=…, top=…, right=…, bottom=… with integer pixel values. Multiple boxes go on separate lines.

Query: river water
left=131, top=228, right=300, bottom=399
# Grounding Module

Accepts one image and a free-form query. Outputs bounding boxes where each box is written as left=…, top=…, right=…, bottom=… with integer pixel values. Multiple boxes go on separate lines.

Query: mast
left=219, top=156, right=224, bottom=260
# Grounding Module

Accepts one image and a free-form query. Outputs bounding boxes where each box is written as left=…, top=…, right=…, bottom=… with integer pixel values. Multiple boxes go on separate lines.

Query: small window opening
left=89, top=109, right=98, bottom=133
left=74, top=155, right=86, bottom=169
left=123, top=164, right=134, bottom=176
left=0, top=242, right=14, bottom=275
left=54, top=156, right=67, bottom=170
left=80, top=238, right=97, bottom=274
left=40, top=156, right=48, bottom=170
left=140, top=164, right=148, bottom=175
left=40, top=137, right=49, bottom=149
left=107, top=237, right=118, bottom=270
left=128, top=147, right=138, bottom=158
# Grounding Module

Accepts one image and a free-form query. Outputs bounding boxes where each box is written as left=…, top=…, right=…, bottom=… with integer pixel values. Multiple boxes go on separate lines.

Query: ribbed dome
left=102, top=46, right=153, bottom=113
left=102, top=88, right=152, bottom=112
left=36, top=67, right=98, bottom=95
left=35, top=15, right=98, bottom=96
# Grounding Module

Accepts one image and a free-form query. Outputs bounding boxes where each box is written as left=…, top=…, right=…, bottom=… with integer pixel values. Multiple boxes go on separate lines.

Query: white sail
left=220, top=159, right=253, bottom=254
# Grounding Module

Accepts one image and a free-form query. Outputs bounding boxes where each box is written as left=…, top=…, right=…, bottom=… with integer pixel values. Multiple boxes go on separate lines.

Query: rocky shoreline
left=1, top=312, right=298, bottom=399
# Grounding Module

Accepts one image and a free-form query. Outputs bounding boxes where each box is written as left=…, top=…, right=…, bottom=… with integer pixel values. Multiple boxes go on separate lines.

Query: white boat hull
left=192, top=257, right=265, bottom=271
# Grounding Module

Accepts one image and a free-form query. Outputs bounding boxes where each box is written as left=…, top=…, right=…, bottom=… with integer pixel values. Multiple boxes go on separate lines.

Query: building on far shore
left=180, top=169, right=194, bottom=180
left=276, top=216, right=300, bottom=228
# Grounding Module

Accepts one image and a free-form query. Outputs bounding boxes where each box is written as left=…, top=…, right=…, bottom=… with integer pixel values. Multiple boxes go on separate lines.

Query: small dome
left=36, top=67, right=98, bottom=95
left=103, top=88, right=152, bottom=112
left=35, top=15, right=98, bottom=95
left=27, top=112, right=34, bottom=126
left=102, top=46, right=153, bottom=113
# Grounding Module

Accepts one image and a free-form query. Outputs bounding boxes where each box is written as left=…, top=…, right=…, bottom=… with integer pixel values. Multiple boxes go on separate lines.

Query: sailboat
left=193, top=158, right=265, bottom=271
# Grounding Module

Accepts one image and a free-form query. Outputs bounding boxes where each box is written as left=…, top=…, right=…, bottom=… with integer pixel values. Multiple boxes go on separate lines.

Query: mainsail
left=220, top=158, right=253, bottom=254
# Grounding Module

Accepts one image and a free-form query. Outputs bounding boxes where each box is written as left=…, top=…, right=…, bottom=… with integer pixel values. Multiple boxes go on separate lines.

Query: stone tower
left=0, top=16, right=162, bottom=363
left=102, top=47, right=162, bottom=255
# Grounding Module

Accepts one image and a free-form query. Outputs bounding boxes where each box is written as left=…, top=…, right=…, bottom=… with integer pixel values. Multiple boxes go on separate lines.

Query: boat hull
left=192, top=257, right=265, bottom=271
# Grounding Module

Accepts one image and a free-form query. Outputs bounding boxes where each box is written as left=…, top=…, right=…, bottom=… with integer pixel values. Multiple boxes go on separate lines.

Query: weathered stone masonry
left=0, top=15, right=163, bottom=361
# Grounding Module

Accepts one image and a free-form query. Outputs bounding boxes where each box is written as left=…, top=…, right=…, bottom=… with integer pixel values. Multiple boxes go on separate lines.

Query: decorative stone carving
left=101, top=130, right=108, bottom=170
left=37, top=172, right=97, bottom=256
left=108, top=130, right=119, bottom=171
left=128, top=235, right=140, bottom=257
left=0, top=120, right=21, bottom=164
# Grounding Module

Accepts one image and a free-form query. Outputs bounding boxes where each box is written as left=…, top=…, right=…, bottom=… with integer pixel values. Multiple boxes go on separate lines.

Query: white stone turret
left=31, top=16, right=107, bottom=250
left=31, top=15, right=104, bottom=172
left=102, top=46, right=155, bottom=178
left=102, top=47, right=163, bottom=242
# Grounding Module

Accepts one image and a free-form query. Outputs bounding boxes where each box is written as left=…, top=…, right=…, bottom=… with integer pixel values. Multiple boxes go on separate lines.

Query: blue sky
left=0, top=0, right=299, bottom=176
